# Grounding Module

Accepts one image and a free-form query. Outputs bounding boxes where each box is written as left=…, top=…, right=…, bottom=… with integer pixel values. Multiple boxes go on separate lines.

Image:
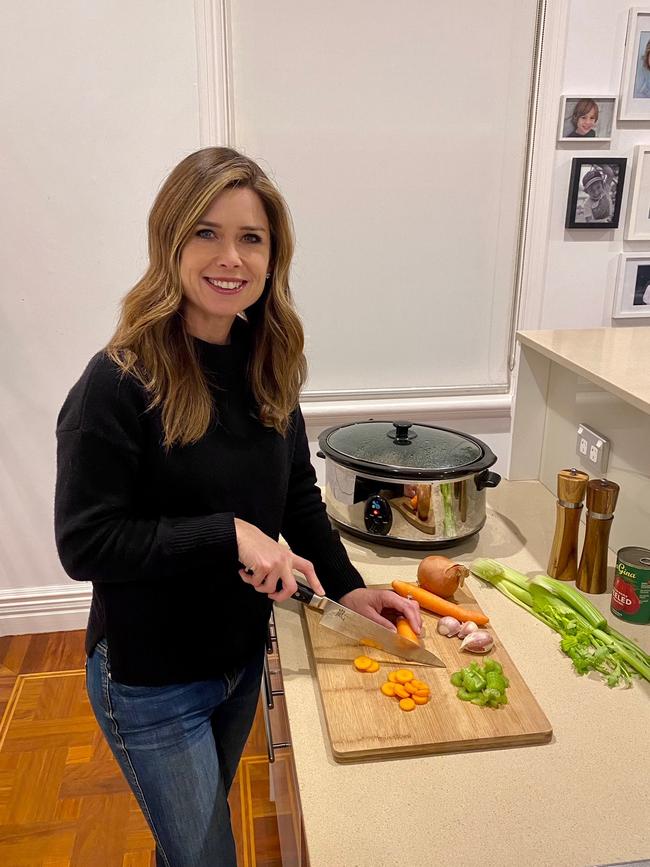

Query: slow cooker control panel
left=363, top=495, right=393, bottom=535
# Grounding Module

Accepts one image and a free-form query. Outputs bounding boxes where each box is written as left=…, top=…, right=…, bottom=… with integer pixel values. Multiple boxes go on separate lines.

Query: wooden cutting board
left=302, top=584, right=552, bottom=762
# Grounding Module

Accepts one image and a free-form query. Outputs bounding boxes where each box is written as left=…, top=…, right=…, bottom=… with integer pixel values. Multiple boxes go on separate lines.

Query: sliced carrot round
left=380, top=682, right=396, bottom=697
left=403, top=682, right=419, bottom=695
left=411, top=680, right=428, bottom=690
left=399, top=698, right=416, bottom=711
left=413, top=688, right=430, bottom=698
left=365, top=660, right=380, bottom=673
left=393, top=684, right=409, bottom=699
left=387, top=672, right=399, bottom=683
left=353, top=656, right=373, bottom=671
left=413, top=694, right=430, bottom=705
left=394, top=669, right=415, bottom=684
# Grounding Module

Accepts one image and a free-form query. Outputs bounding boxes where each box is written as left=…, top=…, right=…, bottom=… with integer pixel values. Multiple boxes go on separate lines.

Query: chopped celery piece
left=450, top=661, right=510, bottom=709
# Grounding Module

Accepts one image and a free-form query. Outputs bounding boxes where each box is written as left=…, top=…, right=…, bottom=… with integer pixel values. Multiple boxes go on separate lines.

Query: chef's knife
left=291, top=581, right=445, bottom=668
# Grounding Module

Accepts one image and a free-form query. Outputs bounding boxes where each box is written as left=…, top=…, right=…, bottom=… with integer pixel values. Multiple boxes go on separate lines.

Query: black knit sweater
left=54, top=319, right=365, bottom=685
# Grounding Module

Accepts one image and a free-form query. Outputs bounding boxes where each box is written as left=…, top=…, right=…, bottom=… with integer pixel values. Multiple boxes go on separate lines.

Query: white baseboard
left=0, top=582, right=92, bottom=637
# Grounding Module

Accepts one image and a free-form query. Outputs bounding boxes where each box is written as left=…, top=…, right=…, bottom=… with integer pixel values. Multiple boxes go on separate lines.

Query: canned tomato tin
left=611, top=547, right=650, bottom=625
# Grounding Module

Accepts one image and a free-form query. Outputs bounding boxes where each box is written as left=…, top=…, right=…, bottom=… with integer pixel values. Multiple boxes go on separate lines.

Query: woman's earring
left=266, top=273, right=271, bottom=280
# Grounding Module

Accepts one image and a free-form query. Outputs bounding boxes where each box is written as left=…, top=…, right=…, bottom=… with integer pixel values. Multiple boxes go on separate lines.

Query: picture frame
left=557, top=95, right=616, bottom=142
left=612, top=253, right=650, bottom=319
left=565, top=157, right=627, bottom=229
left=624, top=144, right=650, bottom=239
left=619, top=8, right=650, bottom=121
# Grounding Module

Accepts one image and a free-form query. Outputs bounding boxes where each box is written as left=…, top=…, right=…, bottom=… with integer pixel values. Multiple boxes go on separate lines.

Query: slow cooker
left=317, top=420, right=501, bottom=548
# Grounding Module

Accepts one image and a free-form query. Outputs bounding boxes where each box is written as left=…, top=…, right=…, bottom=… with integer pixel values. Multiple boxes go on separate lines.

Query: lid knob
left=387, top=421, right=416, bottom=445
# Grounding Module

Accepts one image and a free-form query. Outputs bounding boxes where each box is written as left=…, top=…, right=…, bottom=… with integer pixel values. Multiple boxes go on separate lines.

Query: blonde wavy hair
left=107, top=147, right=307, bottom=447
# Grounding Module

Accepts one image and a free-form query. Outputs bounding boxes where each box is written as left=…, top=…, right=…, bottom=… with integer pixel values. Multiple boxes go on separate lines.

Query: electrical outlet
left=576, top=423, right=610, bottom=474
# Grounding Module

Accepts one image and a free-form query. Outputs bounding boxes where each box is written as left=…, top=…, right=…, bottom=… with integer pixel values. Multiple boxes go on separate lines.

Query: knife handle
left=291, top=580, right=317, bottom=604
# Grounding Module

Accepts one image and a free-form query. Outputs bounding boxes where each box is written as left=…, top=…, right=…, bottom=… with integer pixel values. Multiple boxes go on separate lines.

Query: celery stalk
left=530, top=574, right=606, bottom=631
left=594, top=630, right=650, bottom=682
left=607, top=627, right=650, bottom=666
left=470, top=558, right=531, bottom=591
left=470, top=557, right=650, bottom=687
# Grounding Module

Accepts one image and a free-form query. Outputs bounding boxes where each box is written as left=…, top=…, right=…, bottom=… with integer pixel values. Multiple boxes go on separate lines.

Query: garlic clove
left=457, top=620, right=479, bottom=639
left=459, top=630, right=494, bottom=654
left=437, top=616, right=462, bottom=637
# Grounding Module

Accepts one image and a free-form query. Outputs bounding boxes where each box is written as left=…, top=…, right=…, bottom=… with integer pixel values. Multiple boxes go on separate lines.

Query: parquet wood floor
left=0, top=631, right=297, bottom=866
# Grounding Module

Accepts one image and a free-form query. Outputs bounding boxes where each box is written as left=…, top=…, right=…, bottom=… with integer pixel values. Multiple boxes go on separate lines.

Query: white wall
left=534, top=0, right=650, bottom=329
left=0, top=1, right=200, bottom=626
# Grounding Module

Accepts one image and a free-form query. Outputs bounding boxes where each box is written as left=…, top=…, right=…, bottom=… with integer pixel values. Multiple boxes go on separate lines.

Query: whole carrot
left=392, top=580, right=489, bottom=627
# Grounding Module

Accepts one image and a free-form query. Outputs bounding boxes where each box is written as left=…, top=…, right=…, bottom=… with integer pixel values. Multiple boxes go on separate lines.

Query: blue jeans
left=86, top=639, right=264, bottom=867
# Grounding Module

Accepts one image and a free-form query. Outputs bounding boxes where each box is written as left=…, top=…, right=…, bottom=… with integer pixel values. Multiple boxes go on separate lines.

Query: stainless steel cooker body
left=318, top=421, right=501, bottom=549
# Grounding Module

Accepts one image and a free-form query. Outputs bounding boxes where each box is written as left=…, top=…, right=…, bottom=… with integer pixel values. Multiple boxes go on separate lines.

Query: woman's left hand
left=337, top=588, right=422, bottom=635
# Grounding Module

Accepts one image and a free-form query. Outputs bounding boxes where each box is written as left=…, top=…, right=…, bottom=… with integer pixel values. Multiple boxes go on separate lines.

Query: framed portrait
left=612, top=254, right=650, bottom=319
left=565, top=158, right=627, bottom=229
left=619, top=8, right=650, bottom=121
left=557, top=95, right=616, bottom=142
left=624, top=144, right=650, bottom=239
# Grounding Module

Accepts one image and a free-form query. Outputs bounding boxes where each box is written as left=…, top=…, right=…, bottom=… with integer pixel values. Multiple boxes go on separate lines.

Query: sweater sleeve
left=54, top=355, right=239, bottom=583
left=280, top=407, right=365, bottom=601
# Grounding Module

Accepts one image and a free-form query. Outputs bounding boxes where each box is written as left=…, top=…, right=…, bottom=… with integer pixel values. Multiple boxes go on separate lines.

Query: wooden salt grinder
left=576, top=478, right=620, bottom=594
left=547, top=468, right=589, bottom=582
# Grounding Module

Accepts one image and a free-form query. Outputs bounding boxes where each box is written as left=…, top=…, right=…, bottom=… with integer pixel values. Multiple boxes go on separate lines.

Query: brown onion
left=417, top=555, right=469, bottom=598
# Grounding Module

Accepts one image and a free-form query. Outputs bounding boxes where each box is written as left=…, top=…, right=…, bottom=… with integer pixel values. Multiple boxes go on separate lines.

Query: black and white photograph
left=619, top=9, right=650, bottom=119
left=612, top=254, right=650, bottom=320
left=557, top=96, right=616, bottom=142
left=565, top=158, right=626, bottom=229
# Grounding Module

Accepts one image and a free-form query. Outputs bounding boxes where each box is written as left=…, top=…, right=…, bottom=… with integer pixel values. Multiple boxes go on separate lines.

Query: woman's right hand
left=235, top=518, right=325, bottom=603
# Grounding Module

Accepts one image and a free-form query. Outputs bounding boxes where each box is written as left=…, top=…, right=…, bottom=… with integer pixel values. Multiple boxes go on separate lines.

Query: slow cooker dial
left=363, top=495, right=393, bottom=535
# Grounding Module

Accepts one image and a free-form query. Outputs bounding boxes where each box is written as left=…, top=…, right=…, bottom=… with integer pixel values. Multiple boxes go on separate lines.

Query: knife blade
left=313, top=656, right=432, bottom=667
left=291, top=581, right=445, bottom=668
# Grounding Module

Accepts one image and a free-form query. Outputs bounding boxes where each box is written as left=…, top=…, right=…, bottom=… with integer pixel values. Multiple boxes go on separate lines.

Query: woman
left=55, top=147, right=421, bottom=867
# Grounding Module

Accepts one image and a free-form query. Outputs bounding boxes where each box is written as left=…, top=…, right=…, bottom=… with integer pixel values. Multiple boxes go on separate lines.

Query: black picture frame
left=565, top=157, right=627, bottom=229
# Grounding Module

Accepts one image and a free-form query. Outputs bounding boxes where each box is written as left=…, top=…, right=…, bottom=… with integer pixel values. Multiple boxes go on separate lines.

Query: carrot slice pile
left=352, top=660, right=432, bottom=712
left=379, top=669, right=431, bottom=711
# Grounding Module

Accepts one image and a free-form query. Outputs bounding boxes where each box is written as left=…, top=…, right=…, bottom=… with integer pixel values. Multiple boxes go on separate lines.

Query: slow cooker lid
left=321, top=421, right=485, bottom=475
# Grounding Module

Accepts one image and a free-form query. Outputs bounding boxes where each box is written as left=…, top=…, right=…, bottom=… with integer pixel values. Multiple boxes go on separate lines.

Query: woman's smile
left=203, top=277, right=249, bottom=294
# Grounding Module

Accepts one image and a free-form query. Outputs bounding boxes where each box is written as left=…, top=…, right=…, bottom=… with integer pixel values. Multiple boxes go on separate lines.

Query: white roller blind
left=230, top=0, right=538, bottom=396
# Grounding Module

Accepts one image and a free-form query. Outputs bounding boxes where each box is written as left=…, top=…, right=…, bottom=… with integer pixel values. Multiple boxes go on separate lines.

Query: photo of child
left=558, top=97, right=615, bottom=142
left=566, top=98, right=598, bottom=137
left=565, top=158, right=627, bottom=230
left=576, top=165, right=617, bottom=223
left=633, top=33, right=650, bottom=98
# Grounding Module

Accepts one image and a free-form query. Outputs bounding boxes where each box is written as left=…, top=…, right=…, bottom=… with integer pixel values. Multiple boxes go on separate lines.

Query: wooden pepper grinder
left=576, top=478, right=620, bottom=594
left=547, top=468, right=589, bottom=582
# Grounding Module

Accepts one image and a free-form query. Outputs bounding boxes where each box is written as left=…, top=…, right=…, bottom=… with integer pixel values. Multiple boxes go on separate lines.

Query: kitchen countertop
left=517, top=327, right=650, bottom=415
left=274, top=480, right=649, bottom=867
